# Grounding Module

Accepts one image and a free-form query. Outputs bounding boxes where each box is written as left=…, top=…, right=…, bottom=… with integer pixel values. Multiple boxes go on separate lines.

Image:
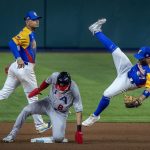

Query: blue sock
left=95, top=32, right=118, bottom=53
left=94, top=96, right=110, bottom=116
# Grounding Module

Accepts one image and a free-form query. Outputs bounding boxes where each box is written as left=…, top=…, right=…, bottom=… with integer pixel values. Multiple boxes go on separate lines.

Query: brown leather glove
left=124, top=95, right=142, bottom=108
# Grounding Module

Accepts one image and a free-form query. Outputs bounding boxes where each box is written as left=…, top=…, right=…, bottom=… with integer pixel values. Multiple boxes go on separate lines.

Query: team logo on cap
left=34, top=12, right=37, bottom=16
left=138, top=50, right=142, bottom=54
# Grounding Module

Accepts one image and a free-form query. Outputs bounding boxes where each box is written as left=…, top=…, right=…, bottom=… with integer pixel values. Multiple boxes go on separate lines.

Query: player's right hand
left=17, top=57, right=25, bottom=68
left=28, top=88, right=40, bottom=98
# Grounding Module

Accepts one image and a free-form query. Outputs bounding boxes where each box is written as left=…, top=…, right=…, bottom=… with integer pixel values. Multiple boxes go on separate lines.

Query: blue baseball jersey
left=9, top=27, right=37, bottom=63
left=128, top=63, right=150, bottom=88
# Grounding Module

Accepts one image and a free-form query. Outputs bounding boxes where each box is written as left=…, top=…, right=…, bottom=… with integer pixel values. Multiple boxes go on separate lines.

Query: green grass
left=0, top=52, right=150, bottom=122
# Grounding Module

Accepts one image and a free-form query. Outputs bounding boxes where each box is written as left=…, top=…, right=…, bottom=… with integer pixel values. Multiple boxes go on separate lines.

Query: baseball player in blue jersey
left=82, top=18, right=150, bottom=126
left=2, top=72, right=83, bottom=144
left=0, top=11, right=50, bottom=133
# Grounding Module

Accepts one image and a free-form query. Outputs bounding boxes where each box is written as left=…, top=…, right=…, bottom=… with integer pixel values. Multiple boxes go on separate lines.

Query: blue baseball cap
left=134, top=46, right=150, bottom=60
left=24, top=11, right=42, bottom=20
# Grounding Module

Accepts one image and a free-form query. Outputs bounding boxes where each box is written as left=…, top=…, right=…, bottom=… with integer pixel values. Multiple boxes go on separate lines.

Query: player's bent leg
left=3, top=105, right=33, bottom=143
left=82, top=96, right=110, bottom=127
left=95, top=32, right=118, bottom=53
left=112, top=47, right=133, bottom=75
left=29, top=98, right=52, bottom=133
left=27, top=95, right=46, bottom=131
left=89, top=18, right=117, bottom=53
left=82, top=72, right=136, bottom=127
left=52, top=120, right=66, bottom=143
left=103, top=72, right=136, bottom=98
left=27, top=95, right=50, bottom=133
left=94, top=96, right=110, bottom=116
left=2, top=98, right=49, bottom=142
left=22, top=70, right=50, bottom=133
left=0, top=72, right=20, bottom=100
left=50, top=107, right=67, bottom=143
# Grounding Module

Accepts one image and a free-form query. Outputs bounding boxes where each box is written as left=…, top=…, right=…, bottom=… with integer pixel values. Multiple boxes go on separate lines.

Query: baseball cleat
left=89, top=18, right=106, bottom=35
left=31, top=136, right=68, bottom=143
left=36, top=122, right=52, bottom=134
left=2, top=134, right=15, bottom=143
left=82, top=114, right=100, bottom=126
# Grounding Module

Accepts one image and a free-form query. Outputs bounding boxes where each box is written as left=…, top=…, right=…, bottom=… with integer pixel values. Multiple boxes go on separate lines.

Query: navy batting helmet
left=56, top=72, right=71, bottom=92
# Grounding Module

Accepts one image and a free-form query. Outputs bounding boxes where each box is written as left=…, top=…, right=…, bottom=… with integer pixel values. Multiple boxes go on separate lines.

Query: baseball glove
left=124, top=95, right=142, bottom=108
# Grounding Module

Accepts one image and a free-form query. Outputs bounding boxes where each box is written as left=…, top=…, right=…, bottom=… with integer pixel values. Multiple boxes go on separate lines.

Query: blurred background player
left=0, top=10, right=50, bottom=133
left=2, top=71, right=83, bottom=144
left=82, top=18, right=150, bottom=126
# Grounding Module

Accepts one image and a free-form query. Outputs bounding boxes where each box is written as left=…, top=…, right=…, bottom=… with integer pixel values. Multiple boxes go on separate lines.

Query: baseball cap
left=24, top=11, right=42, bottom=20
left=134, top=46, right=150, bottom=60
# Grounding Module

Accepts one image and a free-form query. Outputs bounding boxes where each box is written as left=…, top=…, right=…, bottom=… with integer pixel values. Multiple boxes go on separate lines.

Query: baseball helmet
left=56, top=72, right=71, bottom=92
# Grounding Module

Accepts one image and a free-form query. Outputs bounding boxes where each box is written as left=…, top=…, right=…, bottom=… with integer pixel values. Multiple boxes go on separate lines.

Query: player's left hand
left=75, top=131, right=83, bottom=144
left=124, top=95, right=142, bottom=108
left=17, top=57, right=25, bottom=69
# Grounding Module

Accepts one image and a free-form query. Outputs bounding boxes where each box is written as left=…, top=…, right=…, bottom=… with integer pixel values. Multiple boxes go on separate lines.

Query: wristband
left=142, top=90, right=150, bottom=98
left=77, top=125, right=82, bottom=132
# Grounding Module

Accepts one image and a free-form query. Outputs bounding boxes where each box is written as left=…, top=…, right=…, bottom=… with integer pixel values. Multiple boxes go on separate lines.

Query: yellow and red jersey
left=9, top=27, right=37, bottom=64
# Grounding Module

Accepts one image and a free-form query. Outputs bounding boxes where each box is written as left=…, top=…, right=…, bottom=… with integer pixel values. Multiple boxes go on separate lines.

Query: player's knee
left=23, top=105, right=32, bottom=115
left=53, top=136, right=64, bottom=143
left=103, top=90, right=112, bottom=98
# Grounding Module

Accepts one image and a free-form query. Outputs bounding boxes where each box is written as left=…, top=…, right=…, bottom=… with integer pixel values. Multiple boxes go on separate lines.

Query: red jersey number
left=57, top=104, right=63, bottom=111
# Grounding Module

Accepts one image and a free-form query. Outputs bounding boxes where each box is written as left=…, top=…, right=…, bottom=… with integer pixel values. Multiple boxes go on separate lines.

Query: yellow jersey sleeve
left=145, top=74, right=150, bottom=88
left=12, top=27, right=31, bottom=49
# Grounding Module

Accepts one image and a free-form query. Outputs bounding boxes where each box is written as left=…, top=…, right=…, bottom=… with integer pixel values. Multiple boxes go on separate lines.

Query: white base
left=31, top=136, right=68, bottom=144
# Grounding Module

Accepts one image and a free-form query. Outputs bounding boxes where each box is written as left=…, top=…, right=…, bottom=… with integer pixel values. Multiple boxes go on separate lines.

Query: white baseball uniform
left=0, top=27, right=45, bottom=128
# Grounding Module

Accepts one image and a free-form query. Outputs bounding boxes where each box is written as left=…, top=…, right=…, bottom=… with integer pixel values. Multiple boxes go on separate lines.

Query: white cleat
left=89, top=18, right=107, bottom=35
left=2, top=134, right=15, bottom=143
left=82, top=114, right=100, bottom=127
left=36, top=122, right=52, bottom=134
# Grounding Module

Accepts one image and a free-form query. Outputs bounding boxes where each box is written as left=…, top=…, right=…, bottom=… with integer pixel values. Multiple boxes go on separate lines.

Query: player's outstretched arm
left=75, top=111, right=83, bottom=144
left=28, top=80, right=49, bottom=98
left=124, top=88, right=150, bottom=108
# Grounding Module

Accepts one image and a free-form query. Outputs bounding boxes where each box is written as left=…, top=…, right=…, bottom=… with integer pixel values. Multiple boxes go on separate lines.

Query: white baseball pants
left=0, top=61, right=44, bottom=128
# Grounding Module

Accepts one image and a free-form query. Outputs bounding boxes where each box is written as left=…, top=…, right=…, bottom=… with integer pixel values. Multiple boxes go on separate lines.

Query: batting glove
left=75, top=131, right=83, bottom=144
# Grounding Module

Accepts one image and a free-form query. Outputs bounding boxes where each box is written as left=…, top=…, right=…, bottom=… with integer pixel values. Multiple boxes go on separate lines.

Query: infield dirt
left=0, top=122, right=150, bottom=150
